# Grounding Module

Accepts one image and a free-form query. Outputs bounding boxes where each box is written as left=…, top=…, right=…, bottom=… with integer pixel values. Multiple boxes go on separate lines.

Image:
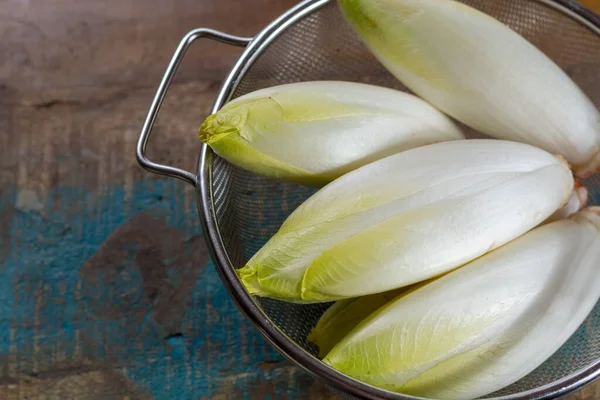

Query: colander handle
left=136, top=28, right=252, bottom=186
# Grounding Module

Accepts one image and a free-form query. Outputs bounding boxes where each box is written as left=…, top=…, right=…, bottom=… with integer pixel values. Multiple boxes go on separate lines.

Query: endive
left=239, top=140, right=574, bottom=302
left=338, top=0, right=600, bottom=177
left=199, top=81, right=464, bottom=185
left=324, top=208, right=600, bottom=400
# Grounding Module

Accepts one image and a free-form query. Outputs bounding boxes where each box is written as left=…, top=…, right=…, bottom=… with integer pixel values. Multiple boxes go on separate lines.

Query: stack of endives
left=198, top=0, right=600, bottom=398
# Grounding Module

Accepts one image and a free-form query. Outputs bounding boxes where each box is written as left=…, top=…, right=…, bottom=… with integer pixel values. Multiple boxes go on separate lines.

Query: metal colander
left=137, top=0, right=600, bottom=398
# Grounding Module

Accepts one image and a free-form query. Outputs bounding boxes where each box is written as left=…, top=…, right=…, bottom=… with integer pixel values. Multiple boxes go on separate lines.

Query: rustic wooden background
left=1, top=0, right=600, bottom=399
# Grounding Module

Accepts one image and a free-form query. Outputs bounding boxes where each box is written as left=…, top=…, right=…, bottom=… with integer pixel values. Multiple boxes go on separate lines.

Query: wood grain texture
left=0, top=0, right=599, bottom=399
left=581, top=0, right=600, bottom=10
left=0, top=0, right=338, bottom=398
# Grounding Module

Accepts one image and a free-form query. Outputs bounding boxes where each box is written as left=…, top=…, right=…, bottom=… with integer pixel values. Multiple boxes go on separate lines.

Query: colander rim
left=195, top=0, right=600, bottom=398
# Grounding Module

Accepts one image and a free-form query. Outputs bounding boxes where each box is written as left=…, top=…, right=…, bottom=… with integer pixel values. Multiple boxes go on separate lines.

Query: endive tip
left=574, top=181, right=589, bottom=207
left=307, top=328, right=327, bottom=356
left=576, top=150, right=600, bottom=178
left=307, top=328, right=317, bottom=343
left=199, top=110, right=243, bottom=145
left=237, top=264, right=264, bottom=296
left=544, top=182, right=588, bottom=224
left=551, top=154, right=576, bottom=207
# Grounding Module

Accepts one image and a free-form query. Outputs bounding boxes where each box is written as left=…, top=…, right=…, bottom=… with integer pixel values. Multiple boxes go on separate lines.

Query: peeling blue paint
left=0, top=179, right=289, bottom=398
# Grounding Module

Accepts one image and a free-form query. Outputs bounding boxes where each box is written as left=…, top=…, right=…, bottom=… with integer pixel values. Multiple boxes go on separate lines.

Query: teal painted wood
left=0, top=178, right=330, bottom=399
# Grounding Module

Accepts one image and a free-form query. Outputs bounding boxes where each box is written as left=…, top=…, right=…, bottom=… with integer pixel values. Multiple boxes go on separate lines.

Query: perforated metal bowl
left=137, top=0, right=600, bottom=398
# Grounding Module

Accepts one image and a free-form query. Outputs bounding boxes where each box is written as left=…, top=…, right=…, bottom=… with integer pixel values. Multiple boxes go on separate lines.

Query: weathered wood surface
left=0, top=0, right=600, bottom=399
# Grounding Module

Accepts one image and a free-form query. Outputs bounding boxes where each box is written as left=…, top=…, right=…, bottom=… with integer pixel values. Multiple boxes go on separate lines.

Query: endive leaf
left=200, top=81, right=464, bottom=185
left=309, top=280, right=433, bottom=358
left=238, top=140, right=574, bottom=302
left=323, top=208, right=600, bottom=400
left=338, top=0, right=600, bottom=177
left=308, top=289, right=406, bottom=358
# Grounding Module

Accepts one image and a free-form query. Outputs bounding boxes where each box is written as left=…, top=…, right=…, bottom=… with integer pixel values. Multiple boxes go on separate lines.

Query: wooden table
left=0, top=0, right=599, bottom=399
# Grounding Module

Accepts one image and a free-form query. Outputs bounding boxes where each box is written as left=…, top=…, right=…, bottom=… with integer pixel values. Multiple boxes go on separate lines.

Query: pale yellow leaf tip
left=237, top=264, right=264, bottom=296
left=199, top=110, right=241, bottom=145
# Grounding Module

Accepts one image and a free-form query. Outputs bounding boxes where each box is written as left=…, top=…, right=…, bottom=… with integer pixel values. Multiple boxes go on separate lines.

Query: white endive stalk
left=238, top=140, right=574, bottom=302
left=199, top=81, right=464, bottom=185
left=324, top=208, right=600, bottom=400
left=338, top=0, right=600, bottom=177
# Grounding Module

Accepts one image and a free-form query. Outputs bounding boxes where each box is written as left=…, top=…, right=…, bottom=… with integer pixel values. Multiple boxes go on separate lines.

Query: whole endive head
left=238, top=140, right=574, bottom=303
left=338, top=0, right=600, bottom=177
left=199, top=81, right=464, bottom=185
